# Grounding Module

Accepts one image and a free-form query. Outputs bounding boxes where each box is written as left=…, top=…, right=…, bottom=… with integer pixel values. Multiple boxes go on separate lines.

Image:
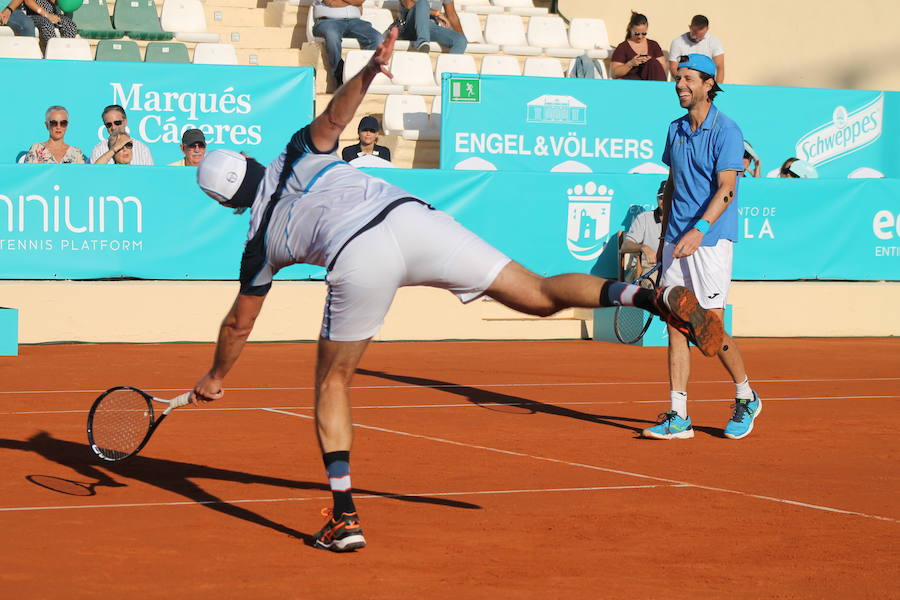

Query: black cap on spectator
left=358, top=116, right=380, bottom=132
left=182, top=129, right=206, bottom=146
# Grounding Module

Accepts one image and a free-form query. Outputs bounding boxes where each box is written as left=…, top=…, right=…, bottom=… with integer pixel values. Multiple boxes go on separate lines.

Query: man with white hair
left=190, top=29, right=724, bottom=553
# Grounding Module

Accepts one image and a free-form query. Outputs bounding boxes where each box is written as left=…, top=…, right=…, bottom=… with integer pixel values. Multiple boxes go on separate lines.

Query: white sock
left=735, top=377, right=753, bottom=400
left=670, top=391, right=688, bottom=419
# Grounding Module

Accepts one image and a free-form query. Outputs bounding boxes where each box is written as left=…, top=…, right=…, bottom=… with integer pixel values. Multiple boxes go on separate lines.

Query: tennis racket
left=87, top=386, right=192, bottom=462
left=613, top=263, right=661, bottom=344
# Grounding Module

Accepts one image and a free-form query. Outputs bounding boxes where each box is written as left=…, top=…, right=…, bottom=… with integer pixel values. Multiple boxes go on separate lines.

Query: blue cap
left=677, top=54, right=723, bottom=91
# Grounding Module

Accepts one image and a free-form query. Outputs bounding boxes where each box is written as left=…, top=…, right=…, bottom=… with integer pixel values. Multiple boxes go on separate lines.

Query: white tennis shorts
left=321, top=202, right=511, bottom=341
left=660, top=239, right=733, bottom=309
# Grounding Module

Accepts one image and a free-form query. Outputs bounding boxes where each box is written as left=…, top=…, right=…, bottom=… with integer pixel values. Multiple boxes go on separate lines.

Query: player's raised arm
left=308, top=27, right=399, bottom=152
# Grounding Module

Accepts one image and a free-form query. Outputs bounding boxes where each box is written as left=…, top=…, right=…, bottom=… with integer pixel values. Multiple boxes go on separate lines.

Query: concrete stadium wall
left=559, top=0, right=900, bottom=92
left=2, top=280, right=898, bottom=344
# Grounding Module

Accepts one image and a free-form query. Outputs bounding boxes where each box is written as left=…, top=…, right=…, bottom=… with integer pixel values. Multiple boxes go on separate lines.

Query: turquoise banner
left=1, top=59, right=314, bottom=166
left=2, top=165, right=898, bottom=281
left=439, top=74, right=900, bottom=179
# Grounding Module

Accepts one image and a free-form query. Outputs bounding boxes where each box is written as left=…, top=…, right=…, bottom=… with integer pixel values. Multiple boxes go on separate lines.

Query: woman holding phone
left=610, top=11, right=666, bottom=81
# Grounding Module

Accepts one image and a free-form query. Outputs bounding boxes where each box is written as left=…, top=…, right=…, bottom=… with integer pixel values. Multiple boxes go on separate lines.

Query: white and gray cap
left=197, top=149, right=247, bottom=204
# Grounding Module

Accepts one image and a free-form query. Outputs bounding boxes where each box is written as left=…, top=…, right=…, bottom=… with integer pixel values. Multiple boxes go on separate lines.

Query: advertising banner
left=439, top=74, right=900, bottom=179
left=2, top=59, right=314, bottom=166
left=2, top=165, right=898, bottom=282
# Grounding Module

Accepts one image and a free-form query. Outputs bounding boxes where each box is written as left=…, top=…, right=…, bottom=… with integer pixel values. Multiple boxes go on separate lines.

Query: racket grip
left=169, top=392, right=192, bottom=408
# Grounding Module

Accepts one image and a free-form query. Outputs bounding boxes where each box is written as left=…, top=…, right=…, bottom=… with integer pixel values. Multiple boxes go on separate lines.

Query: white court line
left=1, top=376, right=898, bottom=396
left=264, top=408, right=899, bottom=524
left=0, top=484, right=673, bottom=513
left=5, top=394, right=898, bottom=416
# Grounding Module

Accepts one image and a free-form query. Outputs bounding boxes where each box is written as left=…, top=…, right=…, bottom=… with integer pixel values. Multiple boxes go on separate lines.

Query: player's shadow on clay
left=356, top=368, right=656, bottom=434
left=0, top=431, right=480, bottom=546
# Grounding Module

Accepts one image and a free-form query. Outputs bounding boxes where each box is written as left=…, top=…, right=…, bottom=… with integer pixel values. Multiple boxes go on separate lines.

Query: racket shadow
left=356, top=369, right=656, bottom=433
left=0, top=431, right=480, bottom=546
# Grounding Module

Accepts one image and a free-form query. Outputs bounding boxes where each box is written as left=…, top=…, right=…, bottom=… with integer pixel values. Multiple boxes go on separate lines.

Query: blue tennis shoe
left=724, top=391, right=762, bottom=439
left=643, top=410, right=694, bottom=439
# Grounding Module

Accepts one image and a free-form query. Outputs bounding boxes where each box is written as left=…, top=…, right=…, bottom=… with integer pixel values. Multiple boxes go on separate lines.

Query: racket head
left=87, top=386, right=156, bottom=462
left=613, top=263, right=660, bottom=344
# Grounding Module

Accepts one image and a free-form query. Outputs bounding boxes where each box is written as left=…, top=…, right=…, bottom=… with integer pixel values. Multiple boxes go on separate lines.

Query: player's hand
left=673, top=228, right=703, bottom=258
left=0, top=9, right=10, bottom=26
left=192, top=374, right=225, bottom=404
left=371, top=26, right=398, bottom=79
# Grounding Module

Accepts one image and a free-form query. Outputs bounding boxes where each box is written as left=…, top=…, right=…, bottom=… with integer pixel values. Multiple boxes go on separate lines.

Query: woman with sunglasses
left=89, top=104, right=154, bottom=165
left=610, top=11, right=667, bottom=81
left=23, top=105, right=85, bottom=164
left=94, top=131, right=134, bottom=165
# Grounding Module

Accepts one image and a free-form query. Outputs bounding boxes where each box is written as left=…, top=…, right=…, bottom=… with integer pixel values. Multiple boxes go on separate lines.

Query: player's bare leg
left=711, top=308, right=747, bottom=383
left=313, top=337, right=370, bottom=552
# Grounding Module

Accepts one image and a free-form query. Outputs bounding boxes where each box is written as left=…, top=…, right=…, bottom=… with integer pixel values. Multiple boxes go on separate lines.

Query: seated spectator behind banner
left=312, top=0, right=383, bottom=86
left=90, top=104, right=154, bottom=165
left=778, top=157, right=817, bottom=178
left=169, top=129, right=207, bottom=166
left=94, top=131, right=134, bottom=165
left=668, top=14, right=724, bottom=82
left=23, top=105, right=85, bottom=164
left=611, top=12, right=666, bottom=81
left=24, top=0, right=77, bottom=41
left=398, top=0, right=466, bottom=54
left=341, top=115, right=391, bottom=164
left=0, top=0, right=37, bottom=37
left=619, top=180, right=665, bottom=284
left=742, top=140, right=761, bottom=177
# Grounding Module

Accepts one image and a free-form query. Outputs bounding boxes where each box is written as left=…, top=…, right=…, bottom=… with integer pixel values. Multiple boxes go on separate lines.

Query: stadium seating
left=192, top=42, right=238, bottom=64
left=44, top=37, right=94, bottom=60
left=526, top=15, right=581, bottom=58
left=343, top=49, right=403, bottom=94
left=568, top=17, right=614, bottom=59
left=456, top=0, right=504, bottom=15
left=72, top=0, right=123, bottom=39
left=522, top=56, right=563, bottom=77
left=160, top=0, right=221, bottom=43
left=456, top=11, right=499, bottom=54
left=383, top=94, right=438, bottom=140
left=391, top=51, right=440, bottom=95
left=144, top=41, right=190, bottom=63
left=434, top=53, right=478, bottom=81
left=483, top=14, right=540, bottom=56
left=0, top=36, right=42, bottom=59
left=113, top=0, right=174, bottom=41
left=566, top=56, right=607, bottom=78
left=492, top=0, right=548, bottom=17
left=95, top=39, right=142, bottom=61
left=0, top=26, right=13, bottom=37
left=480, top=54, right=521, bottom=75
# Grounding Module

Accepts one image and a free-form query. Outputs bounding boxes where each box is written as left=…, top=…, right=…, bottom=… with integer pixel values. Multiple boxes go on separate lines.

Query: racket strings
left=89, top=389, right=153, bottom=460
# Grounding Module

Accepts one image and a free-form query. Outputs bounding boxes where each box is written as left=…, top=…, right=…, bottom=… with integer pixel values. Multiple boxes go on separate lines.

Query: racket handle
left=169, top=392, right=192, bottom=408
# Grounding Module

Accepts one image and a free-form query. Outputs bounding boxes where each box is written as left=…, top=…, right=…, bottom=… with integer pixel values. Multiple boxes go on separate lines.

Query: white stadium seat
left=160, top=0, right=220, bottom=43
left=192, top=42, right=238, bottom=64
left=343, top=50, right=403, bottom=94
left=0, top=36, right=41, bottom=59
left=383, top=94, right=438, bottom=140
left=391, top=51, right=440, bottom=95
left=522, top=56, right=563, bottom=78
left=457, top=11, right=499, bottom=54
left=483, top=13, right=540, bottom=56
left=492, top=0, right=547, bottom=17
left=480, top=54, right=521, bottom=75
left=526, top=15, right=582, bottom=58
left=44, top=37, right=93, bottom=61
left=434, top=53, right=478, bottom=82
left=456, top=0, right=503, bottom=15
left=568, top=17, right=614, bottom=59
left=359, top=7, right=409, bottom=50
left=0, top=26, right=13, bottom=37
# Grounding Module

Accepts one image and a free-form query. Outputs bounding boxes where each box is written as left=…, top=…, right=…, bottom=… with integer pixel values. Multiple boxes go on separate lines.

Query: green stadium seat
left=73, top=0, right=123, bottom=39
left=113, top=0, right=174, bottom=41
left=144, top=41, right=190, bottom=63
left=96, top=39, right=142, bottom=61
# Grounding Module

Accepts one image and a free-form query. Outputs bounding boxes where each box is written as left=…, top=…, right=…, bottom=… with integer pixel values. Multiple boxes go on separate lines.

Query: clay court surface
left=1, top=338, right=897, bottom=598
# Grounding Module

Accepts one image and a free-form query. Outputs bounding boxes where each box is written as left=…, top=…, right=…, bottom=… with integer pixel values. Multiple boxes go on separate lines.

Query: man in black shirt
left=341, top=115, right=391, bottom=163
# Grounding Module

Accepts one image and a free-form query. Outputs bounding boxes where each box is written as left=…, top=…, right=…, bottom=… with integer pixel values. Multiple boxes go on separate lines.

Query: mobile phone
left=639, top=53, right=648, bottom=57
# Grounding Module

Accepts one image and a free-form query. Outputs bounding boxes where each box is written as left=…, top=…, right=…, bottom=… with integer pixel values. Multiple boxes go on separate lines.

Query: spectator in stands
left=94, top=131, right=134, bottom=165
left=778, top=157, right=817, bottom=178
left=742, top=140, right=761, bottom=177
left=619, top=180, right=664, bottom=283
left=170, top=129, right=207, bottom=166
left=89, top=105, right=154, bottom=165
left=24, top=0, right=77, bottom=41
left=341, top=116, right=391, bottom=164
left=610, top=11, right=666, bottom=81
left=0, top=0, right=36, bottom=37
left=311, top=0, right=383, bottom=86
left=668, top=15, right=724, bottom=82
left=23, top=105, right=85, bottom=164
left=398, top=0, right=466, bottom=54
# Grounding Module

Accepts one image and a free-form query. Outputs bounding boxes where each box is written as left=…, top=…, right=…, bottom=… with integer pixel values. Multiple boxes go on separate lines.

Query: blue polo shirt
left=662, top=103, right=744, bottom=245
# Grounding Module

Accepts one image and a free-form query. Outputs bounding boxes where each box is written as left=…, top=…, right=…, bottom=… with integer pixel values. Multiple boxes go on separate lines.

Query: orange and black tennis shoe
left=313, top=508, right=366, bottom=552
left=653, top=286, right=724, bottom=357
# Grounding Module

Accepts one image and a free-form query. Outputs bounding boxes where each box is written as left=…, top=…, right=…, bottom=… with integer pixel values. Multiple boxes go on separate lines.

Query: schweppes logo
left=795, top=93, right=883, bottom=167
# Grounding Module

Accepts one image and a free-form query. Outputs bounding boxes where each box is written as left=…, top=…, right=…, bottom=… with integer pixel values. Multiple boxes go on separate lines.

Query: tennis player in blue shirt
left=642, top=54, right=762, bottom=441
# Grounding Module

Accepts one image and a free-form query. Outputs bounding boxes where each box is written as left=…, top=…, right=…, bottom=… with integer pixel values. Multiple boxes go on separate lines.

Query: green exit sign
left=449, top=78, right=480, bottom=103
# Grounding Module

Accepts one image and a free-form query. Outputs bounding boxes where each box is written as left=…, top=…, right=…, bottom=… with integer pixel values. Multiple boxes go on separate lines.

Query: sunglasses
left=187, top=142, right=206, bottom=149
left=104, top=119, right=124, bottom=129
left=48, top=119, right=69, bottom=127
left=115, top=142, right=134, bottom=153
left=631, top=31, right=648, bottom=36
